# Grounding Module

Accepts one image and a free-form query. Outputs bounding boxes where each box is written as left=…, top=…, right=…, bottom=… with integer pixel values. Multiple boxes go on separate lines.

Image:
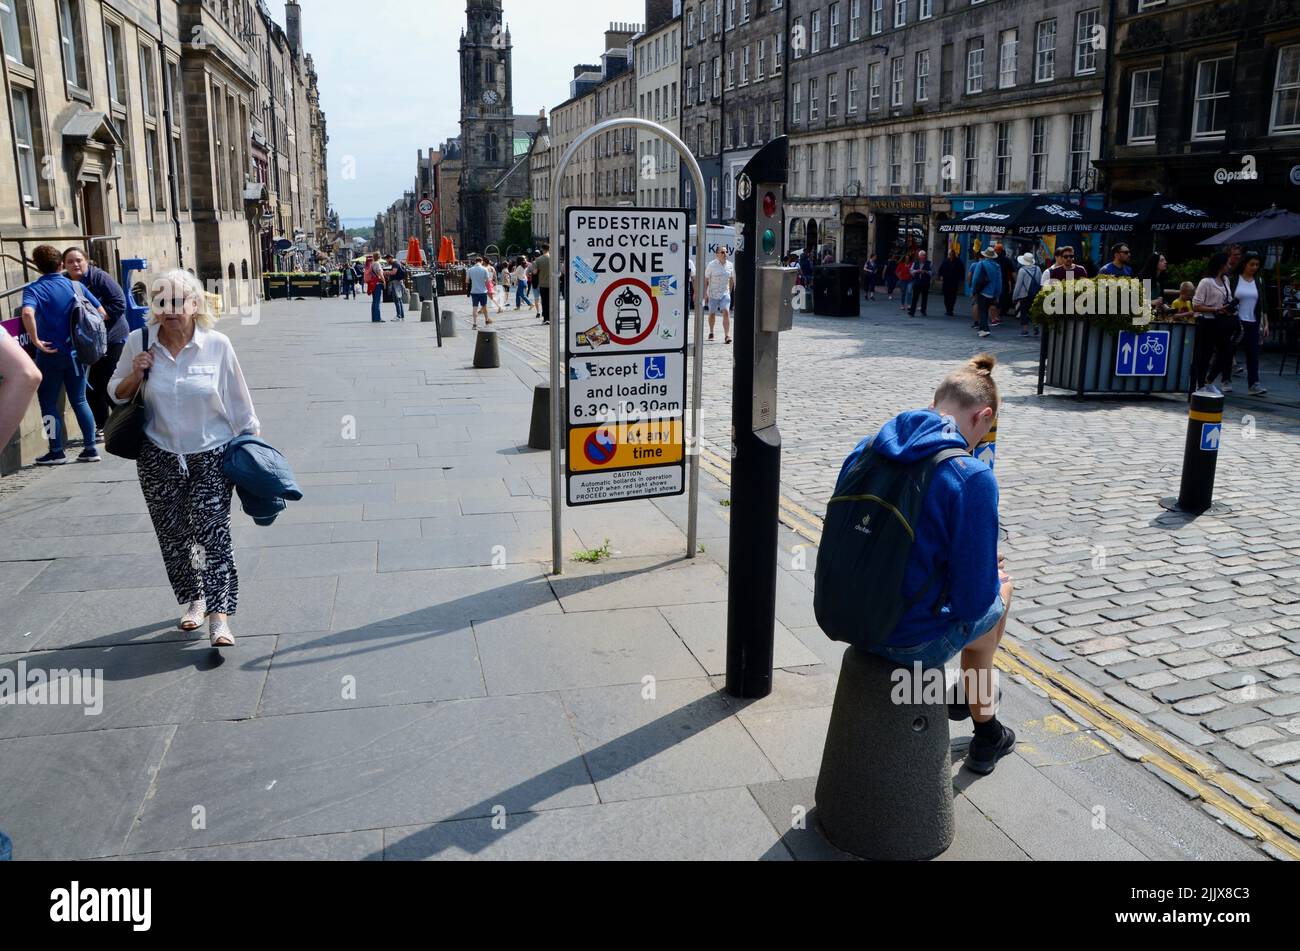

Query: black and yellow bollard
left=974, top=416, right=997, bottom=470
left=1176, top=391, right=1225, bottom=514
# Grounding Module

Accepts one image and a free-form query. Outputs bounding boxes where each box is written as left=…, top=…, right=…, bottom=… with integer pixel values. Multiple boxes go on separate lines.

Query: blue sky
left=265, top=0, right=647, bottom=222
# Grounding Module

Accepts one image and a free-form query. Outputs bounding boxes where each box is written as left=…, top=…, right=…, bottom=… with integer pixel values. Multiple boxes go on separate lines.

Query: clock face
left=482, top=90, right=499, bottom=106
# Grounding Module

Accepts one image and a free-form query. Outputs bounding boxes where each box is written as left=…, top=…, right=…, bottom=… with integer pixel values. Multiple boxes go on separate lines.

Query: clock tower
left=459, top=0, right=517, bottom=254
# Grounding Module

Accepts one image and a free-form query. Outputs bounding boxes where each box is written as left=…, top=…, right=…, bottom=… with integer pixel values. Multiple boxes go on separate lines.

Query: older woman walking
left=109, top=270, right=259, bottom=648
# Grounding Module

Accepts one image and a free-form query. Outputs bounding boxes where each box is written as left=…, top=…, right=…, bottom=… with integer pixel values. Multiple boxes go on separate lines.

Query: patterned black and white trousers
left=138, top=441, right=239, bottom=615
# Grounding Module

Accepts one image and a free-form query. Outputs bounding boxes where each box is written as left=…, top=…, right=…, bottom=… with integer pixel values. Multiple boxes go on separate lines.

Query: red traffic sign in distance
left=418, top=198, right=435, bottom=218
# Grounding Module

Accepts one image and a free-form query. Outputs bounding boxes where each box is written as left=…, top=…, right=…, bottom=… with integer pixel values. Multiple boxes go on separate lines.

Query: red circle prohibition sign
left=597, top=278, right=660, bottom=346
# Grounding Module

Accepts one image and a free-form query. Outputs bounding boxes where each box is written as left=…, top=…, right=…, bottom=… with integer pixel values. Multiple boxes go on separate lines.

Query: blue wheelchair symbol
left=644, top=356, right=666, bottom=380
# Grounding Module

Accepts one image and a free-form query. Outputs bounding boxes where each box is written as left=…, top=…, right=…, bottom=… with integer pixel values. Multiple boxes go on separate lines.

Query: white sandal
left=179, top=599, right=206, bottom=632
left=209, top=618, right=235, bottom=648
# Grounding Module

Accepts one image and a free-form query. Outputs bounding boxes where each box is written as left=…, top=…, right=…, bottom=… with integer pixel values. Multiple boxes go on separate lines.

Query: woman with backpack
left=1012, top=252, right=1042, bottom=336
left=108, top=270, right=260, bottom=648
left=20, top=244, right=106, bottom=465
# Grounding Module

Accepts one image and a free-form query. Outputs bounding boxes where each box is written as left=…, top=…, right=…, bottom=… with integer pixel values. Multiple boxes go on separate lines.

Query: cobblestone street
left=485, top=290, right=1300, bottom=847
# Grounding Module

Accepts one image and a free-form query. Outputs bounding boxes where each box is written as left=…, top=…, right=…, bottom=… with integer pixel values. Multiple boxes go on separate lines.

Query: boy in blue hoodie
left=846, top=353, right=1014, bottom=773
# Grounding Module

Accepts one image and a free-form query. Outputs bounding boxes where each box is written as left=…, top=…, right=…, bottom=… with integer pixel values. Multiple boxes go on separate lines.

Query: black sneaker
left=35, top=451, right=67, bottom=466
left=965, top=724, right=1016, bottom=775
left=77, top=449, right=101, bottom=463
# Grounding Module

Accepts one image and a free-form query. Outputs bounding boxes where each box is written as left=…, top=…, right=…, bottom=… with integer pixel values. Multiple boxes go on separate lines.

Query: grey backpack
left=69, top=281, right=107, bottom=366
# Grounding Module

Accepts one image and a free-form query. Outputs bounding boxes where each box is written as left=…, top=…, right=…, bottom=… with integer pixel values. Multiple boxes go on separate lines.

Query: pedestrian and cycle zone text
left=565, top=207, right=689, bottom=506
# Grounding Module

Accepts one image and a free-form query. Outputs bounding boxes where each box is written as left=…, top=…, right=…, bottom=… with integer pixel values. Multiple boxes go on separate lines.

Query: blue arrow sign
left=1201, top=423, right=1222, bottom=452
left=1115, top=330, right=1170, bottom=377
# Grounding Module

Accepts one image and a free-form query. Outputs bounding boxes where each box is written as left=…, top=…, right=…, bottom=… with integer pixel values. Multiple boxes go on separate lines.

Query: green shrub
left=1029, top=277, right=1154, bottom=334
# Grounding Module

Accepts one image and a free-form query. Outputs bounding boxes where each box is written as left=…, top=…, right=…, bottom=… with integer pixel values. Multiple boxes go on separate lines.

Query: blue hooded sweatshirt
left=838, top=409, right=1001, bottom=648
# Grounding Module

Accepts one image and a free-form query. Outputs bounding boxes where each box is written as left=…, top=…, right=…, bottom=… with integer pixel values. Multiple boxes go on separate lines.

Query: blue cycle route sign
left=1115, top=330, right=1170, bottom=377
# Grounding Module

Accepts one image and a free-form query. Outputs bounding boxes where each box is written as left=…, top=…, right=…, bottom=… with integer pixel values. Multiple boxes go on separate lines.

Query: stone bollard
left=528, top=384, right=551, bottom=450
left=439, top=309, right=457, bottom=338
left=473, top=329, right=500, bottom=369
left=409, top=287, right=420, bottom=310
left=420, top=300, right=434, bottom=323
left=814, top=647, right=954, bottom=860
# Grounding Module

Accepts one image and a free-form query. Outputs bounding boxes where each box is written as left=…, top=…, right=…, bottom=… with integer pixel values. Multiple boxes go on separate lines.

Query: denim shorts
left=471, top=292, right=488, bottom=307
left=871, top=594, right=1006, bottom=670
left=708, top=295, right=731, bottom=313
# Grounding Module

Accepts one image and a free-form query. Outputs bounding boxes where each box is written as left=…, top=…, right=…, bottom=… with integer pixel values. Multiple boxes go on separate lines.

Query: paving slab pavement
left=0, top=294, right=1272, bottom=861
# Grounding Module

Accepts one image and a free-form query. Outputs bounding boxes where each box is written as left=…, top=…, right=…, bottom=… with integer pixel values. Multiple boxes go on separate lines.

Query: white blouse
left=108, top=326, right=259, bottom=456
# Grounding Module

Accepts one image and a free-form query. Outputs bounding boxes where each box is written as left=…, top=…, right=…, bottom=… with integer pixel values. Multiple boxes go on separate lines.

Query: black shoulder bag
left=104, top=326, right=149, bottom=460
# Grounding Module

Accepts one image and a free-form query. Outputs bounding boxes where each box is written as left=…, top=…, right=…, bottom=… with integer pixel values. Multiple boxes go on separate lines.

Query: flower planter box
left=1037, top=318, right=1195, bottom=397
left=262, top=274, right=290, bottom=300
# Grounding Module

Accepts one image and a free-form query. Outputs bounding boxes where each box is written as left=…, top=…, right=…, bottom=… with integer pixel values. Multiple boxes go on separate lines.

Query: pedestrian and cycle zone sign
left=565, top=207, right=688, bottom=506
left=1115, top=330, right=1170, bottom=377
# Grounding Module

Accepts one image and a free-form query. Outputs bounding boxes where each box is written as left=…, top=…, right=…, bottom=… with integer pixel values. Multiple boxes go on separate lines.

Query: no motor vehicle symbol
left=597, top=278, right=659, bottom=346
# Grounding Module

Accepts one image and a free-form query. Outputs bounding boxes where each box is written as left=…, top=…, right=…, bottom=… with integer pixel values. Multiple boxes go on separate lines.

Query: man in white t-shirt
left=704, top=247, right=736, bottom=344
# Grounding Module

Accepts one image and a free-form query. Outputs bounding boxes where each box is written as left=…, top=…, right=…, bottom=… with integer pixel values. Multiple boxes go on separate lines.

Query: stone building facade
left=1099, top=0, right=1300, bottom=257
left=635, top=5, right=683, bottom=209
left=0, top=0, right=328, bottom=471
left=784, top=0, right=1107, bottom=264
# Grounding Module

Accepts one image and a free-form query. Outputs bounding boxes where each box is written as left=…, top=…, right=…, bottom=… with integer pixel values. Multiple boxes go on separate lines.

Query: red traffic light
left=762, top=192, right=777, bottom=218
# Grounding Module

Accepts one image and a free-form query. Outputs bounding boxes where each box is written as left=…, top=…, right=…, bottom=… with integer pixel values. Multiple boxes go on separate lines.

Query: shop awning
left=939, top=196, right=1133, bottom=234
left=1109, top=195, right=1241, bottom=232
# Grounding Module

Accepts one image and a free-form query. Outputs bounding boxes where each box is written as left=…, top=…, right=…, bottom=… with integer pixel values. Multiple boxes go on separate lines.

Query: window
left=145, top=128, right=166, bottom=211
left=727, top=50, right=735, bottom=88
left=11, top=87, right=40, bottom=207
left=774, top=32, right=783, bottom=73
left=700, top=60, right=708, bottom=102
left=808, top=144, right=819, bottom=193
left=871, top=0, right=883, bottom=35
left=114, top=116, right=136, bottom=211
left=700, top=2, right=708, bottom=40
left=104, top=22, right=126, bottom=104
left=741, top=45, right=749, bottom=85
left=793, top=17, right=804, bottom=59
left=962, top=125, right=978, bottom=191
left=711, top=119, right=719, bottom=152
left=742, top=0, right=751, bottom=21
left=828, top=73, right=839, bottom=117
left=915, top=50, right=930, bottom=102
left=894, top=0, right=906, bottom=28
left=1193, top=57, right=1231, bottom=139
left=847, top=138, right=858, bottom=188
left=830, top=2, right=841, bottom=46
left=887, top=134, right=902, bottom=193
left=687, top=8, right=696, bottom=44
left=771, top=101, right=780, bottom=139
left=912, top=132, right=926, bottom=192
left=710, top=177, right=718, bottom=218
left=919, top=0, right=932, bottom=17
left=941, top=127, right=954, bottom=191
left=792, top=144, right=802, bottom=194
left=58, top=0, right=87, bottom=90
left=1035, top=20, right=1056, bottom=83
left=810, top=76, right=820, bottom=119
left=994, top=121, right=1011, bottom=191
left=1, top=0, right=32, bottom=67
left=671, top=82, right=678, bottom=117
left=1128, top=68, right=1160, bottom=143
left=726, top=0, right=735, bottom=29
left=140, top=46, right=157, bottom=118
left=812, top=10, right=821, bottom=54
left=966, top=39, right=984, bottom=95
left=890, top=56, right=903, bottom=106
left=713, top=56, right=721, bottom=97
left=999, top=29, right=1017, bottom=88
left=686, top=65, right=695, bottom=103
left=868, top=61, right=881, bottom=110
left=792, top=81, right=802, bottom=122
left=866, top=137, right=877, bottom=193
left=826, top=139, right=835, bottom=188
left=847, top=67, right=859, bottom=113
left=1273, top=46, right=1300, bottom=133
left=1068, top=112, right=1092, bottom=186
left=1075, top=10, right=1099, bottom=75
left=757, top=39, right=766, bottom=79
left=850, top=0, right=862, bottom=40
left=1030, top=116, right=1047, bottom=191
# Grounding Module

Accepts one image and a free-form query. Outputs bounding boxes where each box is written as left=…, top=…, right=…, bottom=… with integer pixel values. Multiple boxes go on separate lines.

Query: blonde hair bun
left=969, top=353, right=997, bottom=374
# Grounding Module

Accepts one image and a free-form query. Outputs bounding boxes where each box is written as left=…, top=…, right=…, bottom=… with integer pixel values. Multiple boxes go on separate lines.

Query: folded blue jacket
left=222, top=435, right=304, bottom=526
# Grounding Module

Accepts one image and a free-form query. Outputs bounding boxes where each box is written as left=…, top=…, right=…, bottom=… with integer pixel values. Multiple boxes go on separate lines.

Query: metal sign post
left=549, top=118, right=709, bottom=576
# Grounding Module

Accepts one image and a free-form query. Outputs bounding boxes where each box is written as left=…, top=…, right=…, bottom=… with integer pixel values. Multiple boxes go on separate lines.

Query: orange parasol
left=406, top=237, right=424, bottom=266
left=438, top=236, right=456, bottom=264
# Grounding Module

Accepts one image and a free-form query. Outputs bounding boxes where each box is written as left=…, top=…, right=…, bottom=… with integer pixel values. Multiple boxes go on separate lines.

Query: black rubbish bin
left=813, top=264, right=861, bottom=317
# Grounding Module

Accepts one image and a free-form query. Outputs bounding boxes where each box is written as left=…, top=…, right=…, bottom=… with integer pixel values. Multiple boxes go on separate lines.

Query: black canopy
left=1110, top=195, right=1240, bottom=233
left=939, top=197, right=1133, bottom=235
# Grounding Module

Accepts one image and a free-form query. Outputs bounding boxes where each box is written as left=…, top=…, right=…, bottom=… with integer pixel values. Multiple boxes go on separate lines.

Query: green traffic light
left=762, top=229, right=776, bottom=254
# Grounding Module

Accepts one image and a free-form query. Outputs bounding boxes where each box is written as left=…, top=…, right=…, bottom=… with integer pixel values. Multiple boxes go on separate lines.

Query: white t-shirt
left=704, top=258, right=734, bottom=299
left=1235, top=276, right=1259, bottom=323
